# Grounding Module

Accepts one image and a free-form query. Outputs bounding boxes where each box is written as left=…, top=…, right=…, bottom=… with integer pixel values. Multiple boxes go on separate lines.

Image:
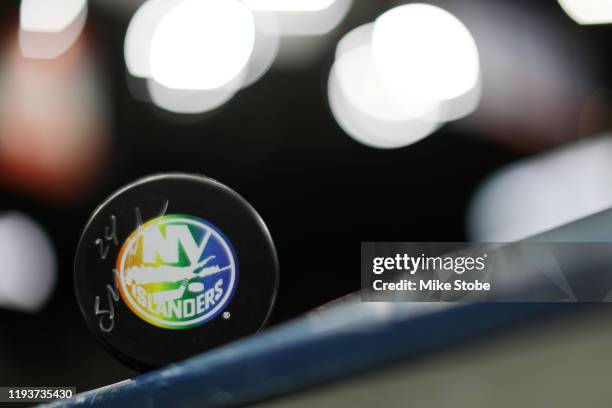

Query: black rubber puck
left=74, top=174, right=279, bottom=371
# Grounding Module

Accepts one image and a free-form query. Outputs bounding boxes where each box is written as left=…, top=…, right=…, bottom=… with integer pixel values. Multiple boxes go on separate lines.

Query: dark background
left=0, top=0, right=607, bottom=392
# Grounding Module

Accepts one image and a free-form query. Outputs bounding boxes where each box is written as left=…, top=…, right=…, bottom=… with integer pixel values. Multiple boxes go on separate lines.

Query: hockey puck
left=74, top=173, right=278, bottom=371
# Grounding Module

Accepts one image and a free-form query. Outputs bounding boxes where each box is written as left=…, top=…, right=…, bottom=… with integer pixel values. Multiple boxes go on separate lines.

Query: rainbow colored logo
left=115, top=215, right=238, bottom=329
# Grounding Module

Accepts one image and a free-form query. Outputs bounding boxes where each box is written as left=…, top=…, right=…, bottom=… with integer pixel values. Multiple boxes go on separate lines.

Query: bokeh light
left=242, top=10, right=280, bottom=88
left=0, top=212, right=56, bottom=312
left=149, top=0, right=255, bottom=90
left=327, top=4, right=480, bottom=149
left=0, top=35, right=110, bottom=200
left=242, top=0, right=336, bottom=12
left=123, top=0, right=352, bottom=113
left=146, top=74, right=243, bottom=114
left=558, top=0, right=612, bottom=25
left=20, top=0, right=87, bottom=33
left=468, top=135, right=612, bottom=241
left=328, top=67, right=439, bottom=149
left=124, top=0, right=278, bottom=114
left=124, top=0, right=181, bottom=79
left=19, top=0, right=87, bottom=59
left=260, top=0, right=352, bottom=36
left=334, top=23, right=437, bottom=123
left=372, top=4, right=480, bottom=103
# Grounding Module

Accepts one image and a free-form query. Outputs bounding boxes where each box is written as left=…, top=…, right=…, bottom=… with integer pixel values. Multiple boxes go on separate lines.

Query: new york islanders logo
left=115, top=215, right=238, bottom=329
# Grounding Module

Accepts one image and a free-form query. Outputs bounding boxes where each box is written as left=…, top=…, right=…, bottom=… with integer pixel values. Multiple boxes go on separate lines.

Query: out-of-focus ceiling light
left=0, top=213, right=56, bottom=312
left=242, top=0, right=335, bottom=12
left=149, top=0, right=255, bottom=90
left=19, top=0, right=88, bottom=59
left=327, top=5, right=480, bottom=149
left=125, top=0, right=280, bottom=114
left=124, top=0, right=182, bottom=79
left=334, top=23, right=438, bottom=123
left=20, top=0, right=86, bottom=33
left=468, top=135, right=612, bottom=242
left=372, top=3, right=480, bottom=103
left=123, top=0, right=349, bottom=112
left=147, top=72, right=244, bottom=114
left=558, top=0, right=612, bottom=25
left=241, top=10, right=280, bottom=88
left=270, top=0, right=351, bottom=36
left=328, top=68, right=439, bottom=149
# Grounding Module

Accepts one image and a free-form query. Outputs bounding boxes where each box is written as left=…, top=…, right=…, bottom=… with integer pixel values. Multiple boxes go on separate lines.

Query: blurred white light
left=437, top=73, right=483, bottom=121
left=20, top=0, right=86, bottom=33
left=372, top=4, right=480, bottom=103
left=334, top=24, right=438, bottom=123
left=327, top=16, right=480, bottom=149
left=124, top=0, right=182, bottom=78
left=147, top=73, right=243, bottom=114
left=328, top=67, right=438, bottom=149
left=19, top=0, right=87, bottom=59
left=268, top=0, right=352, bottom=36
left=334, top=21, right=373, bottom=60
left=558, top=0, right=612, bottom=25
left=149, top=0, right=255, bottom=90
left=468, top=135, right=612, bottom=241
left=0, top=213, right=56, bottom=312
left=126, top=1, right=277, bottom=111
left=241, top=11, right=280, bottom=88
left=242, top=0, right=335, bottom=12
